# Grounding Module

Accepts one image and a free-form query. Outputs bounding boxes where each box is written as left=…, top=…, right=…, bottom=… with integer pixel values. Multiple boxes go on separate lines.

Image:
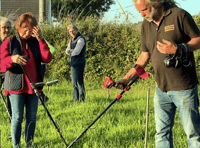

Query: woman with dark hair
left=1, top=12, right=52, bottom=147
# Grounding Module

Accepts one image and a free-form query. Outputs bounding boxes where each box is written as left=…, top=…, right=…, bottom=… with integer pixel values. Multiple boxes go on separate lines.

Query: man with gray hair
left=115, top=0, right=200, bottom=147
left=66, top=24, right=86, bottom=102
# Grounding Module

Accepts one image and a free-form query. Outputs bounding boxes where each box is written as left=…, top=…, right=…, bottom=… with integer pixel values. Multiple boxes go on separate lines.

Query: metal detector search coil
left=103, top=76, right=115, bottom=89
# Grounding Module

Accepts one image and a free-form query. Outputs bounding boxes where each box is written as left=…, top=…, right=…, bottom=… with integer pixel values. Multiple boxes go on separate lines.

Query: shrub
left=42, top=14, right=200, bottom=83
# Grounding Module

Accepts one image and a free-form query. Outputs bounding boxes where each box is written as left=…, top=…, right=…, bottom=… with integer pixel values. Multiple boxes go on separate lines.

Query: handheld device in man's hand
left=22, top=55, right=29, bottom=60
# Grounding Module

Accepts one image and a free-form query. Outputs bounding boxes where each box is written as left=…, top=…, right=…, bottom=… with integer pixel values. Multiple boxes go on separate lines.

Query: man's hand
left=115, top=79, right=129, bottom=90
left=66, top=49, right=71, bottom=55
left=157, top=39, right=176, bottom=54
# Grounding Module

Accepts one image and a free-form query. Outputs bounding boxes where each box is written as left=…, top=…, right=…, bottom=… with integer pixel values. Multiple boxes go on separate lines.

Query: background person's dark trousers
left=71, top=65, right=85, bottom=102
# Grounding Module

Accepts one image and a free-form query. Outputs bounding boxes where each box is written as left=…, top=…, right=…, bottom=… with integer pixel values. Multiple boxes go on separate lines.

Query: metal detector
left=19, top=65, right=68, bottom=147
left=67, top=65, right=149, bottom=148
left=0, top=73, right=12, bottom=122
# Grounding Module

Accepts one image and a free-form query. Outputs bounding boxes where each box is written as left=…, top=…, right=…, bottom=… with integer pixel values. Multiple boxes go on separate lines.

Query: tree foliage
left=51, top=0, right=115, bottom=20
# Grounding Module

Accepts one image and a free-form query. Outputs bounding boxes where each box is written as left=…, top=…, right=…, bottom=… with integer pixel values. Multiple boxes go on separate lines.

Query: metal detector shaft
left=20, top=65, right=68, bottom=147
left=67, top=76, right=139, bottom=148
left=34, top=79, right=59, bottom=87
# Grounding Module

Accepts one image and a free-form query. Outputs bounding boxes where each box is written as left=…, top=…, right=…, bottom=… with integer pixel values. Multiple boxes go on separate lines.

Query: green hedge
left=42, top=15, right=200, bottom=83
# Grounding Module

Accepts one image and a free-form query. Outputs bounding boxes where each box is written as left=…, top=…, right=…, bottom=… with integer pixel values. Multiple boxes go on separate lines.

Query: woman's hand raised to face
left=32, top=25, right=44, bottom=41
left=11, top=55, right=27, bottom=65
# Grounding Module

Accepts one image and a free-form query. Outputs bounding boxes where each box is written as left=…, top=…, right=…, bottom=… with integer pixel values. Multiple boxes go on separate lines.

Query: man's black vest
left=70, top=32, right=86, bottom=66
left=4, top=35, right=43, bottom=91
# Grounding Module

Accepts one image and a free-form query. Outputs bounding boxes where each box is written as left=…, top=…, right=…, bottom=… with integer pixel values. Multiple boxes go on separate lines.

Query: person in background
left=66, top=24, right=86, bottom=102
left=0, top=17, right=12, bottom=42
left=115, top=0, right=200, bottom=147
left=1, top=12, right=52, bottom=147
left=38, top=27, right=57, bottom=105
left=35, top=25, right=57, bottom=105
left=0, top=17, right=12, bottom=119
left=38, top=62, right=50, bottom=104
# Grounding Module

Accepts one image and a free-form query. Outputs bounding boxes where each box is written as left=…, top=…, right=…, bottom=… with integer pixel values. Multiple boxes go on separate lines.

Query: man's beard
left=145, top=7, right=159, bottom=22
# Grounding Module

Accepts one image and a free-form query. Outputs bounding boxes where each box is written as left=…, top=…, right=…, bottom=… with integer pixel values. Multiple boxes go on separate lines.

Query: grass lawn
left=0, top=78, right=196, bottom=148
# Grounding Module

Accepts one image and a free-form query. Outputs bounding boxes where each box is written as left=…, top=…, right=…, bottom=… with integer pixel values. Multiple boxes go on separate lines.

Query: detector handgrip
left=33, top=79, right=59, bottom=88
